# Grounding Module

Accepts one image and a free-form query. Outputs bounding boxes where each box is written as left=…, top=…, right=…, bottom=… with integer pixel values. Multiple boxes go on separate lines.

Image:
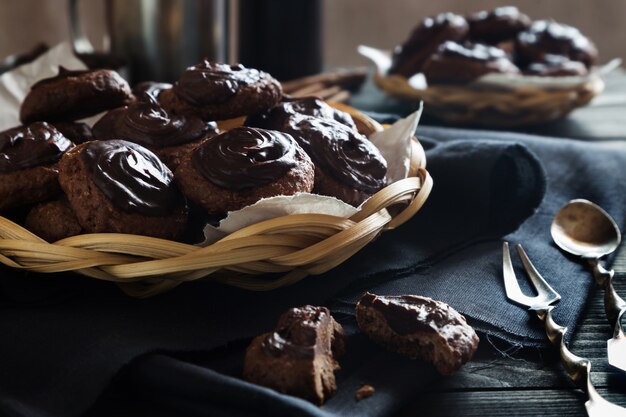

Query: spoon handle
left=534, top=306, right=626, bottom=416
left=589, top=259, right=626, bottom=330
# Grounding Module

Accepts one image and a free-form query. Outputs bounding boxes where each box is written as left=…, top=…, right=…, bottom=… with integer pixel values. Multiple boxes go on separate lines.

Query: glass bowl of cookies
left=359, top=6, right=621, bottom=127
left=0, top=47, right=432, bottom=297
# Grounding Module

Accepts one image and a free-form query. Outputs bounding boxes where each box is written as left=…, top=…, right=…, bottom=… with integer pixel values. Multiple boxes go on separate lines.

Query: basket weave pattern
left=0, top=106, right=432, bottom=297
left=375, top=73, right=604, bottom=127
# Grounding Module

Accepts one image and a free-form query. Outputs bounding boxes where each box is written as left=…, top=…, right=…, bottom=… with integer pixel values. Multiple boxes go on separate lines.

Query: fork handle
left=535, top=306, right=590, bottom=388
left=589, top=259, right=626, bottom=333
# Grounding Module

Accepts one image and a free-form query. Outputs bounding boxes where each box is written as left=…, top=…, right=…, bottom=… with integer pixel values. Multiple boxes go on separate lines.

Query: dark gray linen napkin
left=400, top=126, right=626, bottom=344
left=111, top=127, right=626, bottom=417
left=3, top=125, right=620, bottom=417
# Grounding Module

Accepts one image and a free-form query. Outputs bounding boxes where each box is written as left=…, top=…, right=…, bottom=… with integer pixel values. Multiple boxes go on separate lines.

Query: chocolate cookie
left=468, top=6, right=531, bottom=44
left=0, top=122, right=74, bottom=211
left=20, top=67, right=133, bottom=124
left=524, top=54, right=588, bottom=76
left=243, top=305, right=345, bottom=405
left=245, top=96, right=357, bottom=131
left=92, top=97, right=219, bottom=170
left=282, top=115, right=387, bottom=206
left=132, top=81, right=173, bottom=102
left=160, top=61, right=282, bottom=121
left=175, top=127, right=314, bottom=214
left=516, top=20, right=598, bottom=68
left=389, top=12, right=469, bottom=78
left=356, top=292, right=479, bottom=375
left=52, top=121, right=93, bottom=144
left=25, top=198, right=82, bottom=242
left=422, top=41, right=520, bottom=84
left=58, top=140, right=187, bottom=239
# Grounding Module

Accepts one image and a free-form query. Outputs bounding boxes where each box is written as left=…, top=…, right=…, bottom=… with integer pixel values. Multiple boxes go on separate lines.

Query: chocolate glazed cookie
left=58, top=140, right=187, bottom=239
left=516, top=20, right=598, bottom=68
left=468, top=6, right=531, bottom=45
left=160, top=61, right=282, bottom=121
left=243, top=306, right=345, bottom=405
left=524, top=54, right=588, bottom=77
left=0, top=122, right=74, bottom=211
left=175, top=127, right=314, bottom=214
left=20, top=67, right=133, bottom=124
left=93, top=96, right=219, bottom=170
left=52, top=121, right=93, bottom=144
left=422, top=41, right=520, bottom=84
left=132, top=81, right=173, bottom=102
left=389, top=12, right=469, bottom=78
left=282, top=115, right=387, bottom=206
left=245, top=96, right=357, bottom=132
left=356, top=292, right=479, bottom=376
left=25, top=198, right=82, bottom=242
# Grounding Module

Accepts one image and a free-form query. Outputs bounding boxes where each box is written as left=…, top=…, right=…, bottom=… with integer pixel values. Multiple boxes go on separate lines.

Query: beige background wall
left=0, top=0, right=624, bottom=67
left=324, top=0, right=625, bottom=67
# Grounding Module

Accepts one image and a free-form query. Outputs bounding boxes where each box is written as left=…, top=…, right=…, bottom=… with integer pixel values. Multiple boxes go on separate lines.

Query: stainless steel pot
left=69, top=0, right=229, bottom=83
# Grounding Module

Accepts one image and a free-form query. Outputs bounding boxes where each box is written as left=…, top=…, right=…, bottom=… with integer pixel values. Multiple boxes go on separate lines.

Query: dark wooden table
left=362, top=70, right=626, bottom=416
left=396, top=266, right=626, bottom=416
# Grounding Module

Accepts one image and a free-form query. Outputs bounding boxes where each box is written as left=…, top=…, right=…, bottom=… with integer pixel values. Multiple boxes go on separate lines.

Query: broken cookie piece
left=356, top=292, right=479, bottom=375
left=243, top=305, right=345, bottom=405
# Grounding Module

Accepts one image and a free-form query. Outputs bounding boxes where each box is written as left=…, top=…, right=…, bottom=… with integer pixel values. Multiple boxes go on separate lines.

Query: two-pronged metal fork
left=502, top=242, right=626, bottom=417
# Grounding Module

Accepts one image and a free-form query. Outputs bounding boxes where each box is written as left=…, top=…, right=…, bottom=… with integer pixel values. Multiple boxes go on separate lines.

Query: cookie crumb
left=355, top=384, right=375, bottom=400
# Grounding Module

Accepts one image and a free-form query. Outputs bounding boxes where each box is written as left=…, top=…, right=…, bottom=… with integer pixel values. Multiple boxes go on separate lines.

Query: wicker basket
left=0, top=105, right=432, bottom=298
left=358, top=45, right=606, bottom=127
left=374, top=72, right=604, bottom=127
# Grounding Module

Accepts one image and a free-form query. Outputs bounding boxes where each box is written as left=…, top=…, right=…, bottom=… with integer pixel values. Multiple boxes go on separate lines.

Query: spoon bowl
left=551, top=199, right=621, bottom=259
left=551, top=198, right=626, bottom=372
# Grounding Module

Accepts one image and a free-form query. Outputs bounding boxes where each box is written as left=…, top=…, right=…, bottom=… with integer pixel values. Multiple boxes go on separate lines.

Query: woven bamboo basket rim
left=0, top=104, right=432, bottom=297
left=374, top=72, right=605, bottom=127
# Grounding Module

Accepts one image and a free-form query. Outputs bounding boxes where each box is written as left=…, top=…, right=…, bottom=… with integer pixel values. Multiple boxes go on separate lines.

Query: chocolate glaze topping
left=133, top=81, right=173, bottom=101
left=192, top=126, right=298, bottom=190
left=422, top=41, right=520, bottom=84
left=517, top=20, right=598, bottom=67
left=284, top=116, right=387, bottom=193
left=31, top=66, right=93, bottom=88
left=174, top=61, right=263, bottom=105
left=469, top=6, right=531, bottom=44
left=262, top=306, right=331, bottom=358
left=360, top=292, right=464, bottom=336
left=246, top=97, right=356, bottom=131
left=437, top=41, right=508, bottom=61
left=389, top=12, right=469, bottom=76
left=0, top=122, right=73, bottom=173
left=83, top=140, right=180, bottom=216
left=524, top=54, right=588, bottom=76
left=93, top=96, right=217, bottom=148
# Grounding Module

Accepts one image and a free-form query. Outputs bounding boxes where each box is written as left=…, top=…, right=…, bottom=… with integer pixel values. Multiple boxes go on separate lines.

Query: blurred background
left=325, top=0, right=625, bottom=66
left=0, top=0, right=624, bottom=79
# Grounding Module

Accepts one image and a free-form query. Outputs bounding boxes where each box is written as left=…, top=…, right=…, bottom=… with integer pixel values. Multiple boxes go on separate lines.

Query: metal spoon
left=551, top=199, right=626, bottom=371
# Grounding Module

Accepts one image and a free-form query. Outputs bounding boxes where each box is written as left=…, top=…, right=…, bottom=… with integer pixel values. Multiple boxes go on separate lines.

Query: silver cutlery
left=502, top=242, right=626, bottom=416
left=551, top=199, right=626, bottom=371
